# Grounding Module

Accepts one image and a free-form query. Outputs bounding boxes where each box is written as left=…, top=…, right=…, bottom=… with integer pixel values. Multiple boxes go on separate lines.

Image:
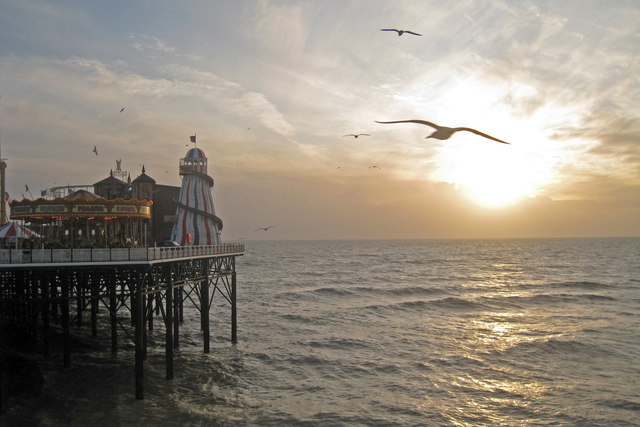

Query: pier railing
left=0, top=243, right=244, bottom=265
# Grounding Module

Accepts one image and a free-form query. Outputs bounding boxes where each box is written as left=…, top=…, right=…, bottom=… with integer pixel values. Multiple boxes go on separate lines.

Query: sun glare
left=440, top=140, right=545, bottom=207
left=417, top=78, right=563, bottom=207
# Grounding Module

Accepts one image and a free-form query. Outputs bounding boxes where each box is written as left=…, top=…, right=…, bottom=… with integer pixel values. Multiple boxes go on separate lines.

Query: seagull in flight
left=255, top=226, right=275, bottom=232
left=375, top=120, right=510, bottom=144
left=119, top=107, right=125, bottom=113
left=368, top=165, right=381, bottom=170
left=343, top=133, right=370, bottom=139
left=380, top=28, right=422, bottom=37
left=93, top=146, right=99, bottom=156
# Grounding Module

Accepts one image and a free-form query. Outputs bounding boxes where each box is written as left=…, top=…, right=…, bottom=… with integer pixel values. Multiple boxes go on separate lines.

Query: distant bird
left=93, top=146, right=99, bottom=156
left=368, top=165, right=381, bottom=170
left=343, top=133, right=370, bottom=139
left=380, top=28, right=422, bottom=37
left=255, top=226, right=275, bottom=232
left=119, top=107, right=125, bottom=113
left=375, top=119, right=510, bottom=144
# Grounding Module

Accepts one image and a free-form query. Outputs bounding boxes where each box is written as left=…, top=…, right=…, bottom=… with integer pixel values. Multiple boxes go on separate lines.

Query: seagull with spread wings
left=343, top=133, right=370, bottom=139
left=375, top=120, right=510, bottom=144
left=255, top=226, right=275, bottom=232
left=380, top=28, right=422, bottom=36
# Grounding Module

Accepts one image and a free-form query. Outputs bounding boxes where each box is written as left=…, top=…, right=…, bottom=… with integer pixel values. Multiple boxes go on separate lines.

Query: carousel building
left=9, top=189, right=152, bottom=248
left=8, top=161, right=180, bottom=248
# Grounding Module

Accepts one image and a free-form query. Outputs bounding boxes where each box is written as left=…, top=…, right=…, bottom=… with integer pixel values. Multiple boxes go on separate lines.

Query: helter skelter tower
left=171, top=147, right=223, bottom=245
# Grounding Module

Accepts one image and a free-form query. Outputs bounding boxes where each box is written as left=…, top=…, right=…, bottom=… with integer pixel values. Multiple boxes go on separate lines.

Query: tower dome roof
left=185, top=148, right=207, bottom=160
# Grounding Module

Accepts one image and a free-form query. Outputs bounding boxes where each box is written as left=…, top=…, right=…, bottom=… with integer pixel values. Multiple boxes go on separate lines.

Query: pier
left=0, top=243, right=244, bottom=399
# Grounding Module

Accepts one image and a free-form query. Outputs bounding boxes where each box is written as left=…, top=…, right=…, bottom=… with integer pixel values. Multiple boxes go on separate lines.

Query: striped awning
left=0, top=222, right=41, bottom=239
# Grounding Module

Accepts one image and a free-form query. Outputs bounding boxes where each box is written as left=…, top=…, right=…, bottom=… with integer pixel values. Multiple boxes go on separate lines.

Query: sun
left=394, top=75, right=567, bottom=206
left=435, top=134, right=553, bottom=207
left=413, top=79, right=561, bottom=207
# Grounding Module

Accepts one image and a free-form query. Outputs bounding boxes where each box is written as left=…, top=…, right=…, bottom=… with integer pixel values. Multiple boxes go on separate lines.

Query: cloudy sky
left=1, top=0, right=639, bottom=240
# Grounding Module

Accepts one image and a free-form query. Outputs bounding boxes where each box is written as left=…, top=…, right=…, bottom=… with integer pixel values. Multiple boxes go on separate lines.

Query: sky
left=1, top=0, right=639, bottom=240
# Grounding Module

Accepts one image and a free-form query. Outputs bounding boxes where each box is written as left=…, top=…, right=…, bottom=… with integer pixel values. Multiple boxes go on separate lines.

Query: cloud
left=0, top=54, right=298, bottom=198
left=249, top=1, right=309, bottom=57
left=130, top=34, right=176, bottom=53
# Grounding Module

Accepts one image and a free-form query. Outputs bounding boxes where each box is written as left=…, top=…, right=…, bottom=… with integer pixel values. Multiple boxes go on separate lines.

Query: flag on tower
left=189, top=135, right=196, bottom=143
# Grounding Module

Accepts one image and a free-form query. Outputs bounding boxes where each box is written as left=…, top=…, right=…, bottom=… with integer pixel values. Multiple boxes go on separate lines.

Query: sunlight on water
left=472, top=312, right=531, bottom=350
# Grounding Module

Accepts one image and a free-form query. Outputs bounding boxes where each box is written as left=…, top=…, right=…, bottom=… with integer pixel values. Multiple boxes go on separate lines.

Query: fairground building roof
left=9, top=189, right=152, bottom=223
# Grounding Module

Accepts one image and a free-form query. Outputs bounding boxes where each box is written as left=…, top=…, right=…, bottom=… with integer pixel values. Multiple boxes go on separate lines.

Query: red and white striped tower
left=171, top=147, right=223, bottom=245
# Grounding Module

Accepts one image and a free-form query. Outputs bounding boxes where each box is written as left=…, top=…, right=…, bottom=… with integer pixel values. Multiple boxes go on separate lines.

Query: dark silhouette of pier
left=0, top=243, right=244, bottom=400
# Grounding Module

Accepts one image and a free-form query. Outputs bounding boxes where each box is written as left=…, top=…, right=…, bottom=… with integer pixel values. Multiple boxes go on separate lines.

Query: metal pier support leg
left=165, top=266, right=174, bottom=380
left=173, top=287, right=180, bottom=349
left=134, top=281, right=144, bottom=400
left=42, top=275, right=50, bottom=356
left=76, top=278, right=83, bottom=327
left=231, top=270, right=237, bottom=344
left=148, top=293, right=154, bottom=331
left=201, top=261, right=210, bottom=353
left=179, top=286, right=184, bottom=323
left=62, top=276, right=71, bottom=368
left=91, top=276, right=98, bottom=337
left=110, top=279, right=118, bottom=354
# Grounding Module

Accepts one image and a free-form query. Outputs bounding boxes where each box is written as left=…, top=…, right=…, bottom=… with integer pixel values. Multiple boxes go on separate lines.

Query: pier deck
left=0, top=243, right=244, bottom=399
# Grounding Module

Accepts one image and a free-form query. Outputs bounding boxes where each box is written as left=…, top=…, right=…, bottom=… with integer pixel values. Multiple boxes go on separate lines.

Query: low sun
left=437, top=137, right=552, bottom=207
left=397, top=76, right=563, bottom=207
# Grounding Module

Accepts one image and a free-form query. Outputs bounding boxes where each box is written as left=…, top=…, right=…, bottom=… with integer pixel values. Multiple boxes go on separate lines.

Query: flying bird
left=380, top=28, right=422, bottom=36
left=119, top=107, right=125, bottom=113
left=375, top=120, right=510, bottom=144
left=368, top=165, right=381, bottom=170
left=93, top=146, right=99, bottom=156
left=343, top=134, right=370, bottom=139
left=255, top=226, right=275, bottom=232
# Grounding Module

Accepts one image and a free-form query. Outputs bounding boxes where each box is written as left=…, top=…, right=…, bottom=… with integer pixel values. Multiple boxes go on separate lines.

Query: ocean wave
left=360, top=297, right=486, bottom=313
left=480, top=292, right=616, bottom=308
left=431, top=296, right=487, bottom=310
left=497, top=337, right=612, bottom=357
left=299, top=337, right=372, bottom=350
left=311, top=287, right=356, bottom=297
left=598, top=398, right=640, bottom=411
left=285, top=354, right=328, bottom=366
left=280, top=313, right=313, bottom=323
left=549, top=281, right=611, bottom=289
left=349, top=285, right=445, bottom=297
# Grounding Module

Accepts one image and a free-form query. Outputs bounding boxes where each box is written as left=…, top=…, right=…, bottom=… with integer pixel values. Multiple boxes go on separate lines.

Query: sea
left=1, top=238, right=639, bottom=426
